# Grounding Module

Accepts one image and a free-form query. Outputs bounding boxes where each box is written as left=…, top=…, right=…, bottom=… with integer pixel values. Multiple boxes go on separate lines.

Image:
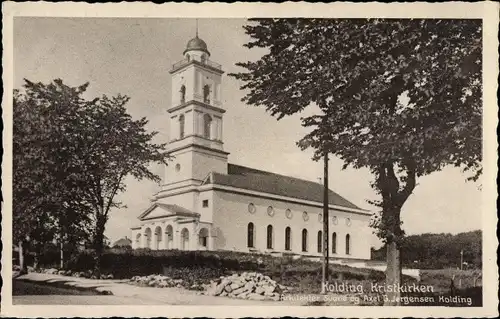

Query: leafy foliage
left=230, top=18, right=482, bottom=243
left=13, top=79, right=169, bottom=270
left=371, top=230, right=482, bottom=269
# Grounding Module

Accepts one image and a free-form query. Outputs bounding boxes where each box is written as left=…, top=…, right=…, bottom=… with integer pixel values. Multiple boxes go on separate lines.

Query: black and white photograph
left=2, top=2, right=498, bottom=318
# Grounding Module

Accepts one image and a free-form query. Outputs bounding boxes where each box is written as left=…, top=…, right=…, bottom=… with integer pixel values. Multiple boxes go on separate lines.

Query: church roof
left=211, top=164, right=363, bottom=211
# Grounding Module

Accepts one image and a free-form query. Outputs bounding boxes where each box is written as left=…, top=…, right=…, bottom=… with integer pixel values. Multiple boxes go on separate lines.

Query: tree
left=230, top=19, right=481, bottom=305
left=13, top=79, right=169, bottom=273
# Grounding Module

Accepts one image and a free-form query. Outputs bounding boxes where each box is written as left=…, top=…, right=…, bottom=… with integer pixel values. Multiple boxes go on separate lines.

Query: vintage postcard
left=2, top=1, right=499, bottom=318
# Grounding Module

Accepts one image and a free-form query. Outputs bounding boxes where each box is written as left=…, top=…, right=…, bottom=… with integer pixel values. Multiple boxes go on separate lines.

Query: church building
left=131, top=33, right=372, bottom=260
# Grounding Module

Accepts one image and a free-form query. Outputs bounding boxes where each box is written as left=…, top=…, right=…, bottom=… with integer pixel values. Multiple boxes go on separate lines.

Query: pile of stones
left=202, top=272, right=290, bottom=301
left=129, top=274, right=199, bottom=290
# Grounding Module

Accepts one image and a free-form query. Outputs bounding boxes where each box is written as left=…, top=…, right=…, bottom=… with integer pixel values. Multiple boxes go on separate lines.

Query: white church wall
left=156, top=191, right=197, bottom=213
left=191, top=149, right=228, bottom=179
left=211, top=190, right=371, bottom=260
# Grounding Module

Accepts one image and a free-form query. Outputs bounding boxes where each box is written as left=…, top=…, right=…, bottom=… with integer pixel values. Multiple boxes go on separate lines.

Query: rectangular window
left=202, top=200, right=209, bottom=208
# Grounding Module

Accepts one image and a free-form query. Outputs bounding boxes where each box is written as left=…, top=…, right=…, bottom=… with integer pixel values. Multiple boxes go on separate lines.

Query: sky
left=13, top=18, right=482, bottom=247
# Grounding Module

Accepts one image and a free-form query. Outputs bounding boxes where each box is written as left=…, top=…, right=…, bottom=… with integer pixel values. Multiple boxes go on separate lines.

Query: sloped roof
left=112, top=237, right=132, bottom=248
left=138, top=203, right=199, bottom=220
left=211, top=164, right=362, bottom=211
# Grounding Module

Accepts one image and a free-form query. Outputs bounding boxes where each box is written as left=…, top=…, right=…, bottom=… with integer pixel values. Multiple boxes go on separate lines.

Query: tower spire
left=196, top=18, right=199, bottom=37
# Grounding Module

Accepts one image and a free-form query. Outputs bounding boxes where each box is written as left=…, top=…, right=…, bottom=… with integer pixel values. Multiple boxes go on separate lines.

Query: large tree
left=230, top=18, right=481, bottom=304
left=13, top=79, right=169, bottom=273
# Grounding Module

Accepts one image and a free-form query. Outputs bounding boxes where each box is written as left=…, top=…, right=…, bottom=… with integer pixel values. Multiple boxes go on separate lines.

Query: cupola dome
left=183, top=36, right=210, bottom=56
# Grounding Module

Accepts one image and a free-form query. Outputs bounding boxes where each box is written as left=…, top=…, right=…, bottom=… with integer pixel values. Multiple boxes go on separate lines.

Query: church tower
left=161, top=32, right=229, bottom=192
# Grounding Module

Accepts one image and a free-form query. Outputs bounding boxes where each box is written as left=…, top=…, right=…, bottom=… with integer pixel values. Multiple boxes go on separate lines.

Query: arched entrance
left=144, top=228, right=152, bottom=249
left=199, top=228, right=209, bottom=249
left=154, top=226, right=162, bottom=250
left=165, top=225, right=173, bottom=249
left=181, top=228, right=190, bottom=250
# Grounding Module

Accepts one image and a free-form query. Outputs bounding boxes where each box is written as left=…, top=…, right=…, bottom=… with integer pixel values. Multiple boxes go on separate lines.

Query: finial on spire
left=196, top=18, right=199, bottom=37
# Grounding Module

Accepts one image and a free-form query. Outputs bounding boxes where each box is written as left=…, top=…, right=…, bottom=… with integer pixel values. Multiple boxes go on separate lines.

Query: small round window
left=267, top=206, right=274, bottom=217
left=175, top=164, right=181, bottom=172
left=285, top=209, right=292, bottom=219
left=248, top=203, right=256, bottom=214
left=302, top=211, right=309, bottom=221
left=346, top=218, right=352, bottom=226
left=332, top=216, right=338, bottom=225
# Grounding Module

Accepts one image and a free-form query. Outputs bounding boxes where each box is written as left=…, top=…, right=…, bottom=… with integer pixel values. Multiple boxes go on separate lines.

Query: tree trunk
left=60, top=240, right=64, bottom=269
left=385, top=240, right=402, bottom=305
left=94, top=217, right=106, bottom=277
left=18, top=240, right=27, bottom=274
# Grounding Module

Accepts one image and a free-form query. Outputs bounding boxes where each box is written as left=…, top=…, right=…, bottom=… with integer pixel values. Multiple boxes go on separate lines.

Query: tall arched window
left=345, top=234, right=351, bottom=255
left=201, top=54, right=207, bottom=64
left=266, top=225, right=274, bottom=249
left=186, top=54, right=190, bottom=62
left=301, top=229, right=308, bottom=252
left=203, top=84, right=211, bottom=104
left=285, top=227, right=291, bottom=251
left=247, top=223, right=254, bottom=248
left=203, top=114, right=212, bottom=139
left=332, top=232, right=337, bottom=254
left=180, top=85, right=186, bottom=104
left=317, top=231, right=322, bottom=253
left=179, top=114, right=185, bottom=139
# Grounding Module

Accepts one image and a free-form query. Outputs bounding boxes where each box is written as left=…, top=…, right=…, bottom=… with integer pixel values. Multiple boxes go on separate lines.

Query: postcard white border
left=2, top=1, right=499, bottom=318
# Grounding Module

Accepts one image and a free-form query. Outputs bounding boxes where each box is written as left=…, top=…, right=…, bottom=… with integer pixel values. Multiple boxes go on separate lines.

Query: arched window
left=203, top=84, right=211, bottom=104
left=203, top=114, right=212, bottom=139
left=186, top=54, right=190, bottom=62
left=266, top=225, right=274, bottom=249
left=317, top=230, right=322, bottom=253
left=180, top=85, right=186, bottom=104
left=332, top=232, right=337, bottom=254
left=346, top=234, right=351, bottom=255
left=247, top=222, right=254, bottom=248
left=179, top=114, right=185, bottom=139
left=301, top=229, right=308, bottom=252
left=285, top=227, right=291, bottom=251
left=201, top=54, right=206, bottom=64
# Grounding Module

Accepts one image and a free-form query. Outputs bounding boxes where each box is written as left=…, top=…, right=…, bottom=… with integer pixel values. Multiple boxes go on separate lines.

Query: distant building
left=112, top=236, right=132, bottom=249
left=131, top=34, right=372, bottom=260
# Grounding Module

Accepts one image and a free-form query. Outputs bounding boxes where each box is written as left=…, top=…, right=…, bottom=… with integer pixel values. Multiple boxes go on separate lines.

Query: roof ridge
left=228, top=163, right=324, bottom=186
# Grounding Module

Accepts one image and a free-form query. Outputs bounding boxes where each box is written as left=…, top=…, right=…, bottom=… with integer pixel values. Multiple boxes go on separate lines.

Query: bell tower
left=161, top=30, right=229, bottom=192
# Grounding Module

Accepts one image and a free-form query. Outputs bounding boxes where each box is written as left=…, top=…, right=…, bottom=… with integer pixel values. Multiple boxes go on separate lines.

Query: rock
left=244, top=281, right=255, bottom=292
left=248, top=293, right=267, bottom=301
left=255, top=287, right=265, bottom=295
left=214, top=282, right=226, bottom=295
left=238, top=292, right=249, bottom=299
left=220, top=291, right=228, bottom=297
left=224, top=285, right=232, bottom=293
left=107, top=274, right=114, bottom=279
left=264, top=285, right=276, bottom=294
left=176, top=284, right=182, bottom=288
left=230, top=282, right=244, bottom=290
left=270, top=293, right=281, bottom=301
left=231, top=286, right=247, bottom=296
